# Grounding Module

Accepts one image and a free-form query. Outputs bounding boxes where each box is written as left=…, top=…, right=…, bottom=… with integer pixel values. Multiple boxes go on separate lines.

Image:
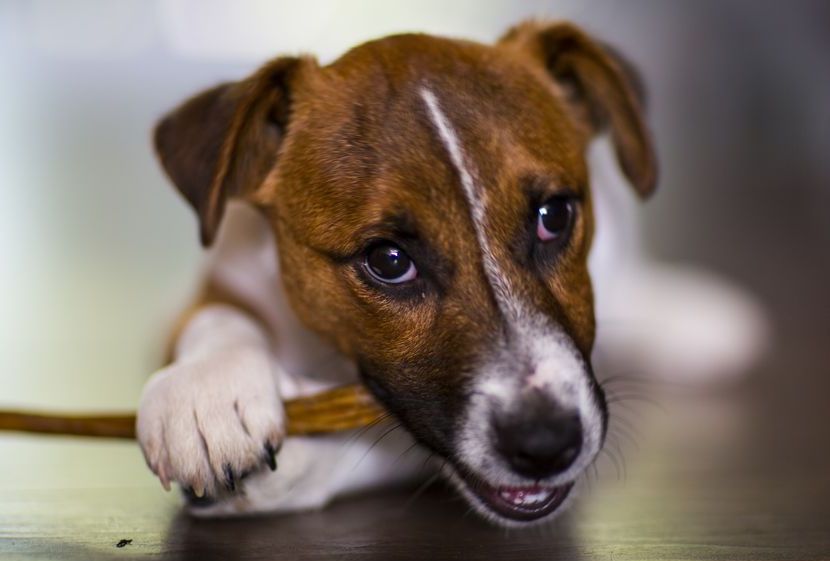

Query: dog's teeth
left=525, top=489, right=551, bottom=504
left=498, top=487, right=554, bottom=506
left=499, top=490, right=520, bottom=505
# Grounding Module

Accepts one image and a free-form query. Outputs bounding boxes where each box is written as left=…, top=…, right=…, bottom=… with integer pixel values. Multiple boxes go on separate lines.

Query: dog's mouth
left=458, top=471, right=575, bottom=522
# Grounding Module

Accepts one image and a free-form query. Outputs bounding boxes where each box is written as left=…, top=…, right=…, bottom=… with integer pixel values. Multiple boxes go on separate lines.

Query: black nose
left=494, top=411, right=583, bottom=479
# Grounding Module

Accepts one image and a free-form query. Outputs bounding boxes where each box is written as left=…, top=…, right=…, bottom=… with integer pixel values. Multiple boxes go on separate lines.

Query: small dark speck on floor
left=115, top=539, right=132, bottom=548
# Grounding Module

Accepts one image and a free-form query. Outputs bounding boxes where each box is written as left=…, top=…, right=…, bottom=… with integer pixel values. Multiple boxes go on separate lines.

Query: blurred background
left=0, top=1, right=828, bottom=558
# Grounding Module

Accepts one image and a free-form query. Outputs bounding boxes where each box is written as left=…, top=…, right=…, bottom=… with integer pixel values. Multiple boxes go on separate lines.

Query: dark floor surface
left=2, top=331, right=829, bottom=561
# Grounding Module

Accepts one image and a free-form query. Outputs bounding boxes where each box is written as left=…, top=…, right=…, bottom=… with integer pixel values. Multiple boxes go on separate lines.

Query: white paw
left=136, top=346, right=284, bottom=498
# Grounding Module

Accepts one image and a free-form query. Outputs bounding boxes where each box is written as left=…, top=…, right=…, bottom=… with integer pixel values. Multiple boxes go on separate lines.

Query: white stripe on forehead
left=419, top=87, right=522, bottom=323
left=420, top=89, right=602, bottom=458
left=419, top=89, right=484, bottom=238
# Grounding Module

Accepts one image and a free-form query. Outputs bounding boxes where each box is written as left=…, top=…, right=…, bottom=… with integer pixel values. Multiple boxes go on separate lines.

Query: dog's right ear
left=154, top=56, right=315, bottom=246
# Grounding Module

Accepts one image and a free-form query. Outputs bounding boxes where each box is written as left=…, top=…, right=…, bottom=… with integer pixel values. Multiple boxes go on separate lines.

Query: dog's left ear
left=154, top=56, right=316, bottom=246
left=499, top=21, right=657, bottom=198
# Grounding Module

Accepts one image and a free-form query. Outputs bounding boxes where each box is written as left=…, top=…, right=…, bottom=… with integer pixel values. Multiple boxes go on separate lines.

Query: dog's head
left=154, top=20, right=656, bottom=526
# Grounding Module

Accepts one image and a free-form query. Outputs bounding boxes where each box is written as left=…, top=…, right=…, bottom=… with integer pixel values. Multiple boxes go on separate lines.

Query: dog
left=136, top=19, right=707, bottom=526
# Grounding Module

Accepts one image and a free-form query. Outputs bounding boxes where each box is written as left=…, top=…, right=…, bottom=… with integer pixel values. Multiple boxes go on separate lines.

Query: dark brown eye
left=365, top=243, right=417, bottom=283
left=537, top=197, right=575, bottom=242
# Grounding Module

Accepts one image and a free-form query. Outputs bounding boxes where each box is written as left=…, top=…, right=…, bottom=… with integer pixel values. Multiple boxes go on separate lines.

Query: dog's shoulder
left=207, top=202, right=280, bottom=326
left=207, top=202, right=358, bottom=394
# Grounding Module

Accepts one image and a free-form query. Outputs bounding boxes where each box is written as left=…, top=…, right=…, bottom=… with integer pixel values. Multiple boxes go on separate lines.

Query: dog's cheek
left=276, top=241, right=362, bottom=355
left=355, top=313, right=481, bottom=455
left=547, top=263, right=596, bottom=357
left=358, top=354, right=467, bottom=457
left=275, top=232, right=484, bottom=454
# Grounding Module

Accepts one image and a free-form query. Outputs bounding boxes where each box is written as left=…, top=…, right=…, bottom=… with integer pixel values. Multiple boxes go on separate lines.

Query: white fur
left=137, top=304, right=285, bottom=497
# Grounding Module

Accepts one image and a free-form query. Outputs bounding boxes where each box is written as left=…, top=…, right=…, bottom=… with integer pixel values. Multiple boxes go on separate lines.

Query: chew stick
left=0, top=384, right=384, bottom=439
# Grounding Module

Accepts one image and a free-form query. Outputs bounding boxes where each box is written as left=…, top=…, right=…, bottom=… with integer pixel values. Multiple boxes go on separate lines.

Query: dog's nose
left=494, top=411, right=583, bottom=479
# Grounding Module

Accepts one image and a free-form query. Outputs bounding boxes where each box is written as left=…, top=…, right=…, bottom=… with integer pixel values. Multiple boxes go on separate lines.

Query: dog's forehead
left=316, top=33, right=589, bottom=172
left=278, top=33, right=588, bottom=251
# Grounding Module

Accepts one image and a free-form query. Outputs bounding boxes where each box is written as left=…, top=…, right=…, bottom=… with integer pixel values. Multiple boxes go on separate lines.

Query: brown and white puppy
left=137, top=20, right=656, bottom=526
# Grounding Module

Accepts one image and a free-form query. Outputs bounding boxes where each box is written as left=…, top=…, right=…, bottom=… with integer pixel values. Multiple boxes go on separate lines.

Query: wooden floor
left=2, top=338, right=829, bottom=561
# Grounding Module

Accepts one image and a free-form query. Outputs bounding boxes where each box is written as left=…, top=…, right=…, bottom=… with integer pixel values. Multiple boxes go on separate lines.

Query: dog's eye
left=365, top=243, right=417, bottom=284
left=537, top=197, right=575, bottom=242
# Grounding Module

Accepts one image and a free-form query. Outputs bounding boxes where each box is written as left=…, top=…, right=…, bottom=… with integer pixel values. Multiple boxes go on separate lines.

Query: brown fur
left=154, top=21, right=656, bottom=452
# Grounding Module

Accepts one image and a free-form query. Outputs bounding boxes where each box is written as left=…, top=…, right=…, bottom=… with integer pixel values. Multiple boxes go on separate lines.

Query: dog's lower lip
left=471, top=479, right=574, bottom=521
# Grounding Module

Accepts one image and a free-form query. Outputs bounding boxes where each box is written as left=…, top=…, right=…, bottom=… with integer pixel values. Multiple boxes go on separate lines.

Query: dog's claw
left=182, top=485, right=216, bottom=508
left=223, top=464, right=236, bottom=492
left=158, top=465, right=171, bottom=492
left=264, top=443, right=278, bottom=471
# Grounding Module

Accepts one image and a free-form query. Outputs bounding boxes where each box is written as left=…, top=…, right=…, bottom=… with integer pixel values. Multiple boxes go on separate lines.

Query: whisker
left=402, top=459, right=447, bottom=512
left=607, top=391, right=660, bottom=402
left=608, top=406, right=640, bottom=425
left=607, top=394, right=665, bottom=412
left=330, top=412, right=396, bottom=469
left=390, top=440, right=422, bottom=468
left=600, top=369, right=693, bottom=392
left=401, top=471, right=442, bottom=511
left=608, top=424, right=640, bottom=451
left=349, top=423, right=402, bottom=473
left=583, top=464, right=595, bottom=493
left=421, top=451, right=436, bottom=472
left=601, top=446, right=622, bottom=481
left=590, top=458, right=600, bottom=482
left=338, top=411, right=393, bottom=454
left=599, top=373, right=654, bottom=387
left=607, top=438, right=628, bottom=481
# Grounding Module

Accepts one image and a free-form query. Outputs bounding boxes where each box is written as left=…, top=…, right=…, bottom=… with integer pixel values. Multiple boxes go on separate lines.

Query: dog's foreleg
left=137, top=303, right=285, bottom=498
